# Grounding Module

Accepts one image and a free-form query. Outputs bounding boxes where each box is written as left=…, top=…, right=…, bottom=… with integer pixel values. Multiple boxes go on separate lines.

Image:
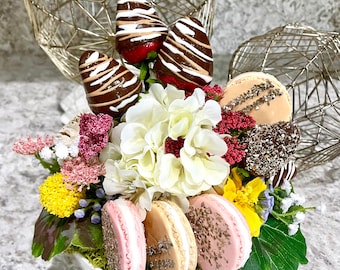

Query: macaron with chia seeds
left=220, top=72, right=292, bottom=125
left=186, top=193, right=252, bottom=270
left=101, top=198, right=146, bottom=270
left=144, top=200, right=197, bottom=270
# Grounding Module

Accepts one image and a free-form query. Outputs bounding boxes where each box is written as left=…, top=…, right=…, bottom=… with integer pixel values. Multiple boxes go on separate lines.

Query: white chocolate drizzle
left=109, top=94, right=138, bottom=112
left=116, top=0, right=168, bottom=43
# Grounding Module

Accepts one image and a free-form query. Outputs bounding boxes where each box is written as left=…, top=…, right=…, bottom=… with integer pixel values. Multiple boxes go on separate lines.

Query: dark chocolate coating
left=79, top=50, right=142, bottom=119
left=154, top=17, right=213, bottom=90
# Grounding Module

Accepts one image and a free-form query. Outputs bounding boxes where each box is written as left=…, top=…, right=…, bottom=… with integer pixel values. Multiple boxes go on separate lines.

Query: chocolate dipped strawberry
left=153, top=17, right=213, bottom=93
left=79, top=50, right=142, bottom=119
left=115, top=0, right=168, bottom=64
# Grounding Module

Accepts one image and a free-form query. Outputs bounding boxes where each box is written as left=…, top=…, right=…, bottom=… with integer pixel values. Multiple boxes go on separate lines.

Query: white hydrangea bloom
left=103, top=84, right=230, bottom=211
left=103, top=159, right=158, bottom=219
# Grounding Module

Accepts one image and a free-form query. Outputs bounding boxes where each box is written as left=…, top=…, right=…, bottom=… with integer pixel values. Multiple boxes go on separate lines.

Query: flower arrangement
left=14, top=1, right=312, bottom=269
left=13, top=82, right=311, bottom=269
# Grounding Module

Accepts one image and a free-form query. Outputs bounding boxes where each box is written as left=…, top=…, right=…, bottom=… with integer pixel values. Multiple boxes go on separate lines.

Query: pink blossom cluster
left=214, top=111, right=256, bottom=135
left=78, top=113, right=113, bottom=161
left=202, top=84, right=224, bottom=101
left=214, top=111, right=256, bottom=166
left=61, top=156, right=105, bottom=189
left=222, top=137, right=246, bottom=165
left=164, top=137, right=185, bottom=158
left=13, top=135, right=54, bottom=155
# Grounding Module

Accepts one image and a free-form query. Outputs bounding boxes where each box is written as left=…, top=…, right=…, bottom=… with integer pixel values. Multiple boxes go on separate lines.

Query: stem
left=35, top=153, right=60, bottom=174
left=271, top=211, right=290, bottom=225
left=271, top=192, right=283, bottom=202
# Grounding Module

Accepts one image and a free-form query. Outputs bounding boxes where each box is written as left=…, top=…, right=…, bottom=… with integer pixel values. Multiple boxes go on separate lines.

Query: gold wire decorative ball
left=229, top=23, right=340, bottom=171
left=24, top=0, right=215, bottom=83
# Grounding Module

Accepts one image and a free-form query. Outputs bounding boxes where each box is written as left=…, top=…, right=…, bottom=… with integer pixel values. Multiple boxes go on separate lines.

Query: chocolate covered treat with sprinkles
left=243, top=121, right=300, bottom=178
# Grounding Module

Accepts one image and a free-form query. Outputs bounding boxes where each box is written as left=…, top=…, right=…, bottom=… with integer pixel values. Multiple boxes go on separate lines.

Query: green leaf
left=71, top=218, right=103, bottom=249
left=32, top=209, right=75, bottom=260
left=139, top=61, right=149, bottom=81
left=241, top=217, right=308, bottom=270
left=145, top=77, right=161, bottom=84
left=146, top=51, right=158, bottom=60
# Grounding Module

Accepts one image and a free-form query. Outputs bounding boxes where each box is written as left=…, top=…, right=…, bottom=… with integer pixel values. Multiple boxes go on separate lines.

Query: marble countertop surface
left=1, top=54, right=340, bottom=269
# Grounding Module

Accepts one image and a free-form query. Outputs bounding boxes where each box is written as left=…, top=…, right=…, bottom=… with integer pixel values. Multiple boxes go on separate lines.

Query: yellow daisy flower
left=39, top=173, right=85, bottom=218
left=223, top=168, right=267, bottom=237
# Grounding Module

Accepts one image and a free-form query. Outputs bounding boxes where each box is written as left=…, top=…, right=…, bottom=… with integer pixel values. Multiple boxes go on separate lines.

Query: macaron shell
left=102, top=199, right=146, bottom=270
left=187, top=194, right=252, bottom=270
left=144, top=200, right=197, bottom=270
left=220, top=72, right=292, bottom=125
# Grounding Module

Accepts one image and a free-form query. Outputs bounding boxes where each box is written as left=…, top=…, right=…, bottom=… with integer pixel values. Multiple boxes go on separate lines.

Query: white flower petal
left=190, top=128, right=227, bottom=156
left=188, top=88, right=206, bottom=109
left=168, top=111, right=193, bottom=139
left=195, top=99, right=222, bottom=127
left=40, top=146, right=53, bottom=161
left=144, top=121, right=168, bottom=151
left=135, top=148, right=156, bottom=182
left=54, top=142, right=69, bottom=159
left=126, top=97, right=168, bottom=128
left=120, top=123, right=147, bottom=155
left=158, top=154, right=182, bottom=190
left=149, top=83, right=185, bottom=107
left=181, top=151, right=229, bottom=187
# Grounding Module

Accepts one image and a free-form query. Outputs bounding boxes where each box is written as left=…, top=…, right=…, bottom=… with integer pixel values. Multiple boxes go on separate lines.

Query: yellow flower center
left=236, top=185, right=255, bottom=206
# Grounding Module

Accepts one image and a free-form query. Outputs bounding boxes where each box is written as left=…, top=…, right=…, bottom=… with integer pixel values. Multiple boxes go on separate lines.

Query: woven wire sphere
left=228, top=23, right=340, bottom=171
left=24, top=0, right=215, bottom=83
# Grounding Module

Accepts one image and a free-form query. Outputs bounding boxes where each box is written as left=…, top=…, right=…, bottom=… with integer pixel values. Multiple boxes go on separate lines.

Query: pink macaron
left=186, top=193, right=252, bottom=269
left=101, top=198, right=146, bottom=270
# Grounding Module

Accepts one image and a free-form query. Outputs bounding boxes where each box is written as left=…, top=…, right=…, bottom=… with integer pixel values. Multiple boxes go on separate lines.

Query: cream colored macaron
left=144, top=200, right=197, bottom=270
left=220, top=72, right=292, bottom=124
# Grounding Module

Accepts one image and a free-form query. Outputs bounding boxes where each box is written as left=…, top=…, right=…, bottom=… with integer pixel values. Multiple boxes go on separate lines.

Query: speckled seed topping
left=101, top=208, right=121, bottom=269
left=244, top=121, right=300, bottom=177
left=186, top=202, right=231, bottom=269
left=147, top=238, right=175, bottom=269
left=223, top=80, right=282, bottom=113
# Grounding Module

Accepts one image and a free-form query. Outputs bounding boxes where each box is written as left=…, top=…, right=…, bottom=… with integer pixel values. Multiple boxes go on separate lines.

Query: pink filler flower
left=13, top=135, right=54, bottom=155
left=78, top=113, right=113, bottom=161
